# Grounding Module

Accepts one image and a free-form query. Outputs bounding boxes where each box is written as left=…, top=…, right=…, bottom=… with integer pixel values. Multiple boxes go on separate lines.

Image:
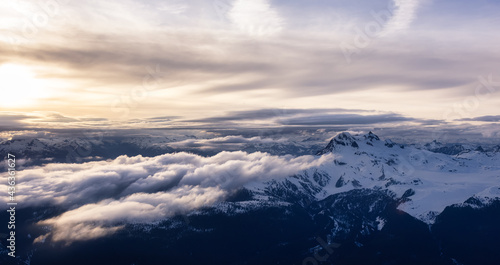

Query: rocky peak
left=492, top=145, right=500, bottom=153
left=316, top=132, right=359, bottom=155
left=364, top=131, right=380, bottom=141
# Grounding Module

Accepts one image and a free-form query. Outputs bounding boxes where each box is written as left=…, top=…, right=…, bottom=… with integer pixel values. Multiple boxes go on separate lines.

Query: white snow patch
left=376, top=216, right=386, bottom=231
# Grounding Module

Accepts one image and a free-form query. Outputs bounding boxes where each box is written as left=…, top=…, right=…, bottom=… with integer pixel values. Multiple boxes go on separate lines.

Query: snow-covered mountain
left=0, top=134, right=325, bottom=166
left=2, top=132, right=499, bottom=265
left=420, top=139, right=500, bottom=156
left=246, top=131, right=500, bottom=224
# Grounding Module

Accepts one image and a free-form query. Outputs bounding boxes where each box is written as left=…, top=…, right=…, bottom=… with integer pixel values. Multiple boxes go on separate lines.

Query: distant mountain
left=0, top=137, right=174, bottom=166
left=0, top=135, right=324, bottom=166
left=420, top=140, right=500, bottom=156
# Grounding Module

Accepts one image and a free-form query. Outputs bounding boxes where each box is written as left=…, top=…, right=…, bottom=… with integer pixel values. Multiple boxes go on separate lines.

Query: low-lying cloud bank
left=37, top=186, right=227, bottom=243
left=167, top=135, right=288, bottom=150
left=0, top=151, right=333, bottom=243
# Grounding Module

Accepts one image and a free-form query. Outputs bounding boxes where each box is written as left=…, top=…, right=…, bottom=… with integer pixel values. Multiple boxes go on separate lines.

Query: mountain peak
left=492, top=145, right=500, bottom=153
left=364, top=131, right=380, bottom=141
left=333, top=132, right=359, bottom=147
left=317, top=132, right=359, bottom=155
left=336, top=132, right=355, bottom=140
left=424, top=140, right=443, bottom=149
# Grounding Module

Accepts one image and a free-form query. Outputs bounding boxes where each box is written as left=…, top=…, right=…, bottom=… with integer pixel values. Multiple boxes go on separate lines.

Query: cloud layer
left=0, top=151, right=333, bottom=242
left=1, top=0, right=499, bottom=122
left=167, top=135, right=287, bottom=150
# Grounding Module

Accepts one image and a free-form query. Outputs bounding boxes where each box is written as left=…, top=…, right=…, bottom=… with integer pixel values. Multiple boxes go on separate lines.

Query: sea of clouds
left=0, top=151, right=333, bottom=243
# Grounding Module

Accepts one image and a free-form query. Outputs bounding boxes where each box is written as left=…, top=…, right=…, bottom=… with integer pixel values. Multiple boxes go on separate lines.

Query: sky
left=0, top=0, right=500, bottom=137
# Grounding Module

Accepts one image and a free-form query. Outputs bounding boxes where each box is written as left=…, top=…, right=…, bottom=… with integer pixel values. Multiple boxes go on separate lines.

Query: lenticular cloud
left=0, top=151, right=333, bottom=243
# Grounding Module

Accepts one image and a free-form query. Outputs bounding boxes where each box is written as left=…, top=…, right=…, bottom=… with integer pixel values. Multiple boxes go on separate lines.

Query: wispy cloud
left=184, top=108, right=442, bottom=128
left=167, top=135, right=287, bottom=150
left=229, top=0, right=284, bottom=36
left=279, top=113, right=417, bottom=126
left=382, top=0, right=421, bottom=35
left=0, top=112, right=35, bottom=128
left=0, top=0, right=499, bottom=132
left=457, top=115, right=500, bottom=122
left=0, top=111, right=110, bottom=130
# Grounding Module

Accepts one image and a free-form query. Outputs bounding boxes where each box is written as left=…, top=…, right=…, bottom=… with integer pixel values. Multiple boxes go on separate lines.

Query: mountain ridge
left=246, top=131, right=500, bottom=224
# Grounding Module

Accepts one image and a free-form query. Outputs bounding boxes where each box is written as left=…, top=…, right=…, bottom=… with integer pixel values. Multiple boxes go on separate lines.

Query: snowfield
left=246, top=132, right=500, bottom=224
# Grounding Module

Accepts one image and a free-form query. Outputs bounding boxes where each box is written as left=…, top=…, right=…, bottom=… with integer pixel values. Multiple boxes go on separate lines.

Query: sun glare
left=0, top=64, right=47, bottom=108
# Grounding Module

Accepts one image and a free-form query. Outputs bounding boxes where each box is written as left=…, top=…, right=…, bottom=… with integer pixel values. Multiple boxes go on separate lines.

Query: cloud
left=167, top=135, right=286, bottom=149
left=2, top=15, right=499, bottom=120
left=147, top=116, right=182, bottom=122
left=1, top=1, right=499, bottom=144
left=38, top=113, right=80, bottom=123
left=38, top=186, right=224, bottom=243
left=372, top=123, right=500, bottom=145
left=279, top=113, right=416, bottom=126
left=0, top=109, right=447, bottom=148
left=186, top=108, right=373, bottom=123
left=0, top=151, right=333, bottom=242
left=184, top=109, right=442, bottom=128
left=156, top=1, right=189, bottom=15
left=381, top=0, right=421, bottom=35
left=0, top=113, right=35, bottom=128
left=229, top=0, right=284, bottom=36
left=0, top=111, right=110, bottom=130
left=457, top=115, right=500, bottom=122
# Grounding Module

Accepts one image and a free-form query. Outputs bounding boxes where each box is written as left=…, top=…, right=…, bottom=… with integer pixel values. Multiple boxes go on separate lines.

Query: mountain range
left=1, top=132, right=499, bottom=265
